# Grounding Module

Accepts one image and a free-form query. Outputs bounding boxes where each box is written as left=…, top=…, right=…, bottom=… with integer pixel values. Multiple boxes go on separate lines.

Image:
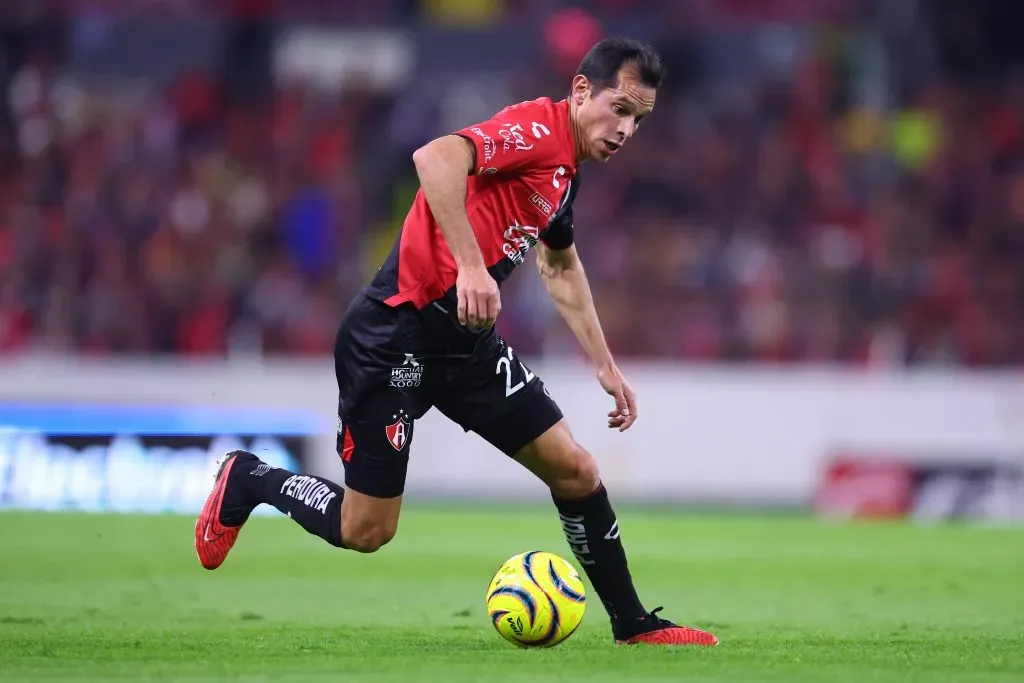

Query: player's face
left=572, top=64, right=656, bottom=163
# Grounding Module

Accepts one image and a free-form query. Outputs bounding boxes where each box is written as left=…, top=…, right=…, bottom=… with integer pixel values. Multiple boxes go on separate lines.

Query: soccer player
left=196, top=37, right=718, bottom=647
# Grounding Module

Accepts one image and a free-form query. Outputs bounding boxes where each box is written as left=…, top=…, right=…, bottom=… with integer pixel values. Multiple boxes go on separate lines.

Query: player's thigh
left=333, top=294, right=422, bottom=415
left=333, top=294, right=433, bottom=551
left=432, top=339, right=598, bottom=497
left=336, top=388, right=419, bottom=552
left=432, top=338, right=561, bottom=456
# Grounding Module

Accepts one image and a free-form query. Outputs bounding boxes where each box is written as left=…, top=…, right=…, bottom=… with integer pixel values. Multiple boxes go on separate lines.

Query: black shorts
left=333, top=293, right=563, bottom=498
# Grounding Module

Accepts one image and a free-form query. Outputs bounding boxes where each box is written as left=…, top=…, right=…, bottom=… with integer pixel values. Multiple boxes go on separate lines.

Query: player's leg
left=194, top=387, right=414, bottom=568
left=195, top=295, right=420, bottom=568
left=510, top=420, right=717, bottom=645
left=333, top=387, right=416, bottom=552
left=434, top=338, right=716, bottom=645
left=194, top=449, right=348, bottom=571
left=510, top=420, right=642, bottom=618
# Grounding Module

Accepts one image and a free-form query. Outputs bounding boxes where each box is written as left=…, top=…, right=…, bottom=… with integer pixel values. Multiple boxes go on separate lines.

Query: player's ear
left=570, top=75, right=591, bottom=105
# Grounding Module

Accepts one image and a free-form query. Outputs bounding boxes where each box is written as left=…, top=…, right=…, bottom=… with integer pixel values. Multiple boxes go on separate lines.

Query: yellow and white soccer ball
left=485, top=550, right=586, bottom=647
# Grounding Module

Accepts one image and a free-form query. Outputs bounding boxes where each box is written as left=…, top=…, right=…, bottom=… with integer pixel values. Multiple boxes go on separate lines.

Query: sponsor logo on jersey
left=498, top=123, right=534, bottom=152
left=502, top=221, right=540, bottom=266
left=529, top=192, right=554, bottom=216
left=471, top=126, right=496, bottom=164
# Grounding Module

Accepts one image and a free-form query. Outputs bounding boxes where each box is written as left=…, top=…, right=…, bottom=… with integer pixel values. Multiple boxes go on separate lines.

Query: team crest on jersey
left=389, top=354, right=423, bottom=388
left=385, top=411, right=411, bottom=451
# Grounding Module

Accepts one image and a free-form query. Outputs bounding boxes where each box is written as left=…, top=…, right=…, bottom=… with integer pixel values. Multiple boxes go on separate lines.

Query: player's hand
left=597, top=363, right=638, bottom=432
left=456, top=265, right=501, bottom=330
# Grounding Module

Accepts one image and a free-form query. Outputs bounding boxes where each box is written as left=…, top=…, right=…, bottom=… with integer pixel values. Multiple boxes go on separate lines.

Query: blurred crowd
left=0, top=0, right=1022, bottom=367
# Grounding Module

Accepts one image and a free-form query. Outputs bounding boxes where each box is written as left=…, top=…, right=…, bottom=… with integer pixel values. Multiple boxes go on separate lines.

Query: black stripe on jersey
left=539, top=175, right=579, bottom=251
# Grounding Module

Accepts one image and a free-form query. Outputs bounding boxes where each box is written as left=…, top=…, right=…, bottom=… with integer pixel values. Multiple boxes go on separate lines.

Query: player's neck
left=567, top=97, right=589, bottom=164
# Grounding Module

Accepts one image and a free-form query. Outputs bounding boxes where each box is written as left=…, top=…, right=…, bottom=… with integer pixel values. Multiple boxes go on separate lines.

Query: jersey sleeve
left=540, top=206, right=574, bottom=250
left=454, top=110, right=561, bottom=175
left=540, top=174, right=579, bottom=250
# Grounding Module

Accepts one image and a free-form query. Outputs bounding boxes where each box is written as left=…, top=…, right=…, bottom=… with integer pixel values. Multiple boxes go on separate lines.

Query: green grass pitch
left=1, top=506, right=1022, bottom=682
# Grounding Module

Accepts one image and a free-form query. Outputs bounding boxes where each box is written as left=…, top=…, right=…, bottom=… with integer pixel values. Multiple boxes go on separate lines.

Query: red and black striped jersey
left=364, top=97, right=580, bottom=311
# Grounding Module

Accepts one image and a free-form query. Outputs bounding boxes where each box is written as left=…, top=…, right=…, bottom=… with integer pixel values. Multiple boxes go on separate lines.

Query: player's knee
left=548, top=443, right=601, bottom=500
left=339, top=487, right=402, bottom=553
left=346, top=532, right=393, bottom=554
left=342, top=521, right=396, bottom=554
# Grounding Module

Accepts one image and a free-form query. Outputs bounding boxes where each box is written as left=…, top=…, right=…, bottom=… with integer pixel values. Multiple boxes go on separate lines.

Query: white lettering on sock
left=280, top=475, right=337, bottom=515
left=281, top=475, right=297, bottom=495
left=558, top=513, right=595, bottom=565
left=317, top=492, right=336, bottom=514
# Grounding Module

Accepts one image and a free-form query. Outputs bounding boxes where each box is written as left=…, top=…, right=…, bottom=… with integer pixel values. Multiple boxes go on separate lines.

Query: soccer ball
left=485, top=550, right=586, bottom=647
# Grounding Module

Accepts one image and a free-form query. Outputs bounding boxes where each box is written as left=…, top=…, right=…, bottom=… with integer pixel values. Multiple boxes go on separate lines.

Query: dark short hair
left=575, top=37, right=664, bottom=92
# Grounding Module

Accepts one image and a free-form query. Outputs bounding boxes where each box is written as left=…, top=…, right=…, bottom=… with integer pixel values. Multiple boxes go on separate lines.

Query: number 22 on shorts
left=495, top=345, right=535, bottom=398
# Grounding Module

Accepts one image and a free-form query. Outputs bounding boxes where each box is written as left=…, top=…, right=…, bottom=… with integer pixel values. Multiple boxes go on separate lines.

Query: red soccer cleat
left=194, top=451, right=255, bottom=570
left=613, top=607, right=720, bottom=646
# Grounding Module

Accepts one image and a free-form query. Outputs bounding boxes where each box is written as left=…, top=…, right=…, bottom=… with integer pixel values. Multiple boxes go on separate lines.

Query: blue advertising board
left=0, top=403, right=324, bottom=514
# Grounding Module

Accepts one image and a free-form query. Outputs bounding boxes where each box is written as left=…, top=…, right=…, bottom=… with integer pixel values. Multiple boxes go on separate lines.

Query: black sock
left=552, top=483, right=647, bottom=621
left=234, top=459, right=346, bottom=548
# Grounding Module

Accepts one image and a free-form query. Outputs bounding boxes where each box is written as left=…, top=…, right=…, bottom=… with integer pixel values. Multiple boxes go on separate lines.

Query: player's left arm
left=536, top=242, right=637, bottom=431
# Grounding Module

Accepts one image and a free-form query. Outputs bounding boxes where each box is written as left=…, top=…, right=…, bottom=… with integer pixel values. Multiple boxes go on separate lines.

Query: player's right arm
left=536, top=240, right=638, bottom=432
left=412, top=135, right=499, bottom=330
left=415, top=105, right=561, bottom=329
